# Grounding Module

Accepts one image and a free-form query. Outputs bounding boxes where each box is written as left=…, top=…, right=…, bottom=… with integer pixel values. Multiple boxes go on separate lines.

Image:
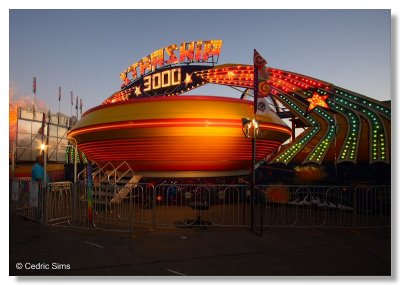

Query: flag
left=38, top=112, right=46, bottom=136
left=58, top=87, right=61, bottom=101
left=80, top=99, right=83, bottom=115
left=253, top=49, right=270, bottom=114
left=33, top=77, right=37, bottom=95
left=256, top=97, right=272, bottom=115
left=76, top=96, right=79, bottom=110
left=86, top=164, right=93, bottom=223
left=70, top=91, right=73, bottom=105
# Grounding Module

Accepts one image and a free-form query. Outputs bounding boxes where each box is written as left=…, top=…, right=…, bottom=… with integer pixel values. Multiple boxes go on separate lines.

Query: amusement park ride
left=66, top=39, right=391, bottom=184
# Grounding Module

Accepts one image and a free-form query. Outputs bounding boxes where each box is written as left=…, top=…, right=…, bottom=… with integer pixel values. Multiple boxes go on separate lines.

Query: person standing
left=31, top=155, right=49, bottom=219
left=31, top=155, right=49, bottom=183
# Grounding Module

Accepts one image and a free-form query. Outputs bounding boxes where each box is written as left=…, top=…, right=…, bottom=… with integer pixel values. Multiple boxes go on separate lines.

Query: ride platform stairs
left=78, top=162, right=142, bottom=207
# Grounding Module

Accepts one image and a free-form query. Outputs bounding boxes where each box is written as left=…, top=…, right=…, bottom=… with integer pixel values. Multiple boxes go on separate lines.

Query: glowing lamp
left=40, top=143, right=47, bottom=151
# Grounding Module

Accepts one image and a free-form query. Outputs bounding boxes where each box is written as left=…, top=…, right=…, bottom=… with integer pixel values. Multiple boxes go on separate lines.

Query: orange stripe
left=84, top=95, right=255, bottom=117
left=69, top=118, right=291, bottom=137
left=77, top=137, right=282, bottom=167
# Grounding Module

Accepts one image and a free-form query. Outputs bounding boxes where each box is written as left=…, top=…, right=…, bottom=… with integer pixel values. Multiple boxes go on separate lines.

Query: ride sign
left=120, top=40, right=223, bottom=85
left=102, top=40, right=223, bottom=105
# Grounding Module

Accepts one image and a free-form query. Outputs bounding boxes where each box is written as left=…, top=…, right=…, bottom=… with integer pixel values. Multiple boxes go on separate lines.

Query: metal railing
left=255, top=185, right=390, bottom=229
left=10, top=180, right=390, bottom=232
left=45, top=182, right=73, bottom=225
left=10, top=179, right=44, bottom=222
left=153, top=184, right=249, bottom=227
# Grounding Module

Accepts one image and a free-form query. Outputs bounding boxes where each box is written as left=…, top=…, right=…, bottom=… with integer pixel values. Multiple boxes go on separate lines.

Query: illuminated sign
left=143, top=67, right=181, bottom=92
left=120, top=40, right=223, bottom=86
left=103, top=65, right=211, bottom=104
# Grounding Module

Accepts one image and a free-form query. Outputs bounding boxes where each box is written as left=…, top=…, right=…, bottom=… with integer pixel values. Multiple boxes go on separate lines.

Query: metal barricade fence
left=91, top=183, right=134, bottom=232
left=353, top=185, right=391, bottom=228
left=10, top=179, right=44, bottom=222
left=153, top=184, right=250, bottom=227
left=73, top=182, right=155, bottom=232
left=72, top=181, right=91, bottom=229
left=45, top=182, right=73, bottom=225
left=10, top=180, right=391, bottom=231
left=255, top=185, right=390, bottom=229
left=70, top=183, right=250, bottom=230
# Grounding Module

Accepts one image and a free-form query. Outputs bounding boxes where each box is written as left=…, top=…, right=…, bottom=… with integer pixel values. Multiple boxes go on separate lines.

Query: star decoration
left=184, top=73, right=193, bottom=86
left=306, top=92, right=330, bottom=112
left=134, top=86, right=142, bottom=96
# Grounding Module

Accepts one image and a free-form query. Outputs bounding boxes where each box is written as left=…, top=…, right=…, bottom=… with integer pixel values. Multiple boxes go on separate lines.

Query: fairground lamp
left=241, top=117, right=259, bottom=231
left=39, top=143, right=48, bottom=188
left=241, top=118, right=259, bottom=138
left=40, top=143, right=47, bottom=152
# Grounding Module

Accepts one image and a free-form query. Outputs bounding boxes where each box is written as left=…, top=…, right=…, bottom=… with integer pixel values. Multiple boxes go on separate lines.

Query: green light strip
left=335, top=89, right=391, bottom=119
left=333, top=104, right=360, bottom=163
left=65, top=145, right=81, bottom=164
left=65, top=145, right=71, bottom=164
left=269, top=70, right=389, bottom=165
left=271, top=94, right=320, bottom=164
left=303, top=106, right=336, bottom=164
left=334, top=90, right=387, bottom=162
left=81, top=151, right=88, bottom=164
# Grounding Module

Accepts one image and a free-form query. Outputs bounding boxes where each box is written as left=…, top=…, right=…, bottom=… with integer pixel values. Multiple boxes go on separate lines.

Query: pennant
left=70, top=91, right=73, bottom=105
left=38, top=112, right=46, bottom=135
left=58, top=87, right=62, bottom=101
left=80, top=99, right=83, bottom=114
left=256, top=97, right=272, bottom=116
left=253, top=49, right=270, bottom=114
left=33, top=77, right=37, bottom=95
left=76, top=96, right=79, bottom=110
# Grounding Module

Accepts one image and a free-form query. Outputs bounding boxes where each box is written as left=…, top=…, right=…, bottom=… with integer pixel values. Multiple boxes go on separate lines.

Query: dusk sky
left=9, top=9, right=391, bottom=115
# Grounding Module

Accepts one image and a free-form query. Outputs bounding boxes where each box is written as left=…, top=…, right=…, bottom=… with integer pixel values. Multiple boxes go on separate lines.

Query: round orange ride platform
left=67, top=96, right=291, bottom=177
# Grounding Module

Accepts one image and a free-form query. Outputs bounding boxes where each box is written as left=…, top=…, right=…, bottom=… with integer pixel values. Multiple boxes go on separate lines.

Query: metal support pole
left=42, top=146, right=47, bottom=225
left=260, top=200, right=264, bottom=236
left=69, top=138, right=78, bottom=184
left=152, top=186, right=157, bottom=229
left=43, top=147, right=47, bottom=188
left=251, top=125, right=256, bottom=232
left=70, top=138, right=79, bottom=225
left=352, top=187, right=357, bottom=228
left=291, top=115, right=296, bottom=141
left=11, top=141, right=16, bottom=179
left=129, top=184, right=134, bottom=233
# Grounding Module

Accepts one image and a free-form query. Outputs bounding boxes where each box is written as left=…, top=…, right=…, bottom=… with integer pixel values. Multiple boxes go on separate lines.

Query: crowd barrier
left=10, top=179, right=43, bottom=222
left=255, top=185, right=390, bottom=229
left=45, top=182, right=73, bottom=225
left=10, top=180, right=390, bottom=232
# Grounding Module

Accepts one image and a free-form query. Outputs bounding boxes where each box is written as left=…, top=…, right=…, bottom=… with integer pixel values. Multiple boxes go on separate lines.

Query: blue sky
left=9, top=9, right=391, bottom=115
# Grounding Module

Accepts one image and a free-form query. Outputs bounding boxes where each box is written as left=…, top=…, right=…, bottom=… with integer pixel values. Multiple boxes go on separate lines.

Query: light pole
left=68, top=137, right=79, bottom=226
left=40, top=142, right=47, bottom=225
left=242, top=118, right=259, bottom=231
left=40, top=143, right=47, bottom=188
left=11, top=141, right=16, bottom=179
left=69, top=137, right=79, bottom=184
